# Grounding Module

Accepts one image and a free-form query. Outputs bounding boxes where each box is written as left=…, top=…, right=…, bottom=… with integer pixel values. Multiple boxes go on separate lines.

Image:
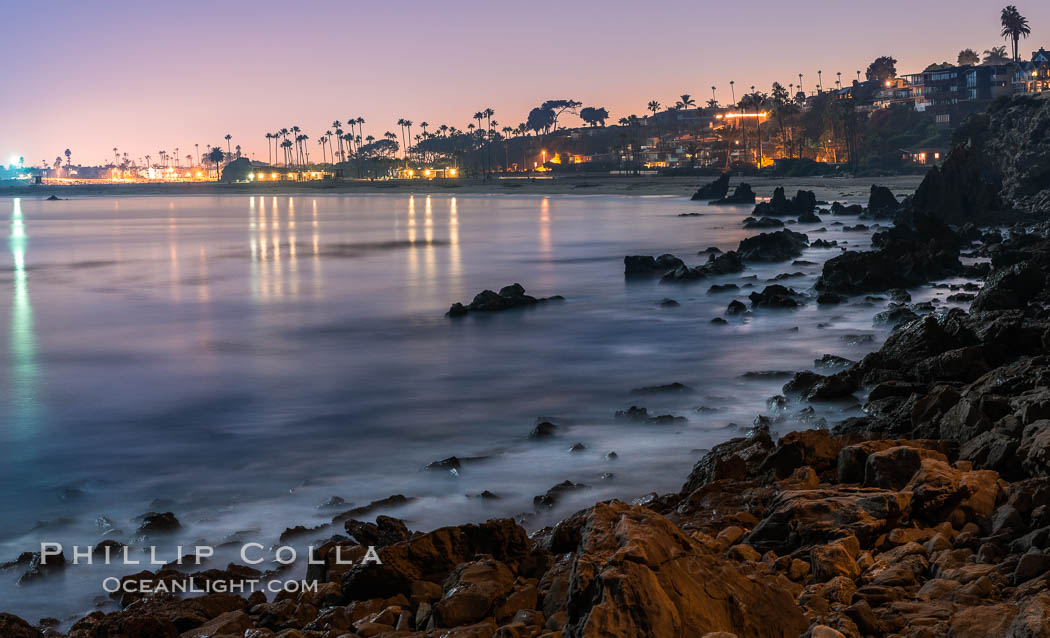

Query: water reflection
left=539, top=197, right=551, bottom=254
left=8, top=198, right=38, bottom=435
left=249, top=196, right=313, bottom=300
left=449, top=197, right=461, bottom=280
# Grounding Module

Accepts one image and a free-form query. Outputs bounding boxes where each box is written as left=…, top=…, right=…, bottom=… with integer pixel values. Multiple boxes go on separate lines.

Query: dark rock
left=971, top=261, right=1045, bottom=311
left=659, top=298, right=680, bottom=307
left=661, top=251, right=745, bottom=283
left=752, top=187, right=817, bottom=218
left=534, top=481, right=589, bottom=509
left=726, top=299, right=747, bottom=315
left=708, top=283, right=739, bottom=293
left=815, top=354, right=854, bottom=369
left=332, top=494, right=414, bottom=522
left=691, top=173, right=730, bottom=201
left=736, top=229, right=809, bottom=262
left=630, top=382, right=693, bottom=395
left=625, top=254, right=685, bottom=277
left=344, top=515, right=411, bottom=547
left=614, top=406, right=649, bottom=422
left=710, top=317, right=728, bottom=324
left=743, top=216, right=784, bottom=229
left=137, top=512, right=180, bottom=535
left=710, top=183, right=756, bottom=205
left=817, top=292, right=845, bottom=305
left=447, top=284, right=563, bottom=316
left=867, top=185, right=900, bottom=216
left=874, top=305, right=920, bottom=327
left=749, top=285, right=801, bottom=309
left=529, top=421, right=558, bottom=439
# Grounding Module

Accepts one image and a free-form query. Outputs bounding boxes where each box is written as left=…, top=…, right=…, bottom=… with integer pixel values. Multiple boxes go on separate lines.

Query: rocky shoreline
left=5, top=96, right=1050, bottom=637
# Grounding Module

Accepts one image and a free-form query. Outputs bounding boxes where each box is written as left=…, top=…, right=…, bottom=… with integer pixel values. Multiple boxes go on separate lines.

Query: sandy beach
left=1, top=174, right=925, bottom=201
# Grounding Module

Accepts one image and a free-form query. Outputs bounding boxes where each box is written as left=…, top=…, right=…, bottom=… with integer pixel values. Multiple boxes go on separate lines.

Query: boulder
left=710, top=183, right=756, bottom=205
left=624, top=254, right=685, bottom=277
left=433, top=559, right=515, bottom=627
left=971, top=261, right=1045, bottom=312
left=866, top=185, right=899, bottom=216
left=691, top=173, right=730, bottom=201
left=562, top=501, right=807, bottom=638
left=340, top=518, right=529, bottom=601
left=448, top=284, right=563, bottom=317
left=736, top=229, right=809, bottom=262
left=682, top=427, right=775, bottom=492
left=748, top=285, right=801, bottom=309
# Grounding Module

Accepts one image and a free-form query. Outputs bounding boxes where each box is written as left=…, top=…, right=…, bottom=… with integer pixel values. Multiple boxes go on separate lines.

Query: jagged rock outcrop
left=752, top=187, right=817, bottom=218
left=691, top=173, right=731, bottom=201
left=447, top=283, right=564, bottom=317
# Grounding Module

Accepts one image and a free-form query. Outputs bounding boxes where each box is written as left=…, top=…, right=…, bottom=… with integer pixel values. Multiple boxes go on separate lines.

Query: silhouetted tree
left=983, top=45, right=1010, bottom=64
left=579, top=107, right=609, bottom=127
left=1001, top=5, right=1031, bottom=62
left=865, top=56, right=898, bottom=84
left=206, top=146, right=225, bottom=179
left=958, top=48, right=980, bottom=65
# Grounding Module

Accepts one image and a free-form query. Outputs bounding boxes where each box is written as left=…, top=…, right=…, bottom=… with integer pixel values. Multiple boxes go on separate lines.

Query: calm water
left=1, top=191, right=924, bottom=620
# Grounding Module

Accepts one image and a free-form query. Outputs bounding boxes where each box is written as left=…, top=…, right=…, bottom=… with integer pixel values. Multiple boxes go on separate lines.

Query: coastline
left=1, top=174, right=924, bottom=200
left=6, top=93, right=1050, bottom=636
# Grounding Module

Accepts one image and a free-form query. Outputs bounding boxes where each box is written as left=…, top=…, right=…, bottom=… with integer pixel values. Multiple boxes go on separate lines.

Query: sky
left=2, top=0, right=1048, bottom=166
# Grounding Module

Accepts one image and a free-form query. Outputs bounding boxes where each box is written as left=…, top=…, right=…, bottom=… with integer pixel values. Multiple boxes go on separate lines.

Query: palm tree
left=280, top=139, right=293, bottom=167
left=206, top=146, right=225, bottom=179
left=1001, top=5, right=1031, bottom=62
left=266, top=133, right=273, bottom=165
left=194, top=143, right=200, bottom=166
left=224, top=134, right=232, bottom=158
left=396, top=118, right=407, bottom=159
left=64, top=148, right=71, bottom=167
left=675, top=94, right=696, bottom=110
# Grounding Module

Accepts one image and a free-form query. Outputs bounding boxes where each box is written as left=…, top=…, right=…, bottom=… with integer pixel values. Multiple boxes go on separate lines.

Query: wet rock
left=659, top=297, right=680, bottom=307
left=710, top=183, right=756, bottom=205
left=682, top=426, right=774, bottom=492
left=569, top=442, right=586, bottom=452
left=614, top=406, right=649, bottom=422
left=624, top=254, right=685, bottom=277
left=534, top=481, right=589, bottom=509
left=873, top=305, right=919, bottom=327
left=736, top=229, right=809, bottom=262
left=661, top=251, right=745, bottom=283
left=16, top=550, right=66, bottom=584
left=815, top=354, right=854, bottom=369
left=630, top=382, right=693, bottom=395
left=691, top=173, right=730, bottom=201
left=867, top=185, right=900, bottom=217
left=345, top=515, right=411, bottom=548
left=710, top=317, right=728, bottom=324
left=708, top=283, right=739, bottom=293
left=811, top=238, right=838, bottom=248
left=529, top=421, right=558, bottom=439
left=332, top=494, right=414, bottom=522
left=726, top=300, right=747, bottom=315
left=340, top=517, right=528, bottom=601
left=971, top=260, right=1045, bottom=311
left=136, top=512, right=180, bottom=535
left=743, top=216, right=784, bottom=229
left=817, top=292, right=845, bottom=305
left=447, top=284, right=563, bottom=317
left=749, top=285, right=802, bottom=309
left=752, top=187, right=817, bottom=218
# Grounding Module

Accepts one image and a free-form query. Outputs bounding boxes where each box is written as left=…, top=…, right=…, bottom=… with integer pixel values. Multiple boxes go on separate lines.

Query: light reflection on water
left=0, top=192, right=924, bottom=621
